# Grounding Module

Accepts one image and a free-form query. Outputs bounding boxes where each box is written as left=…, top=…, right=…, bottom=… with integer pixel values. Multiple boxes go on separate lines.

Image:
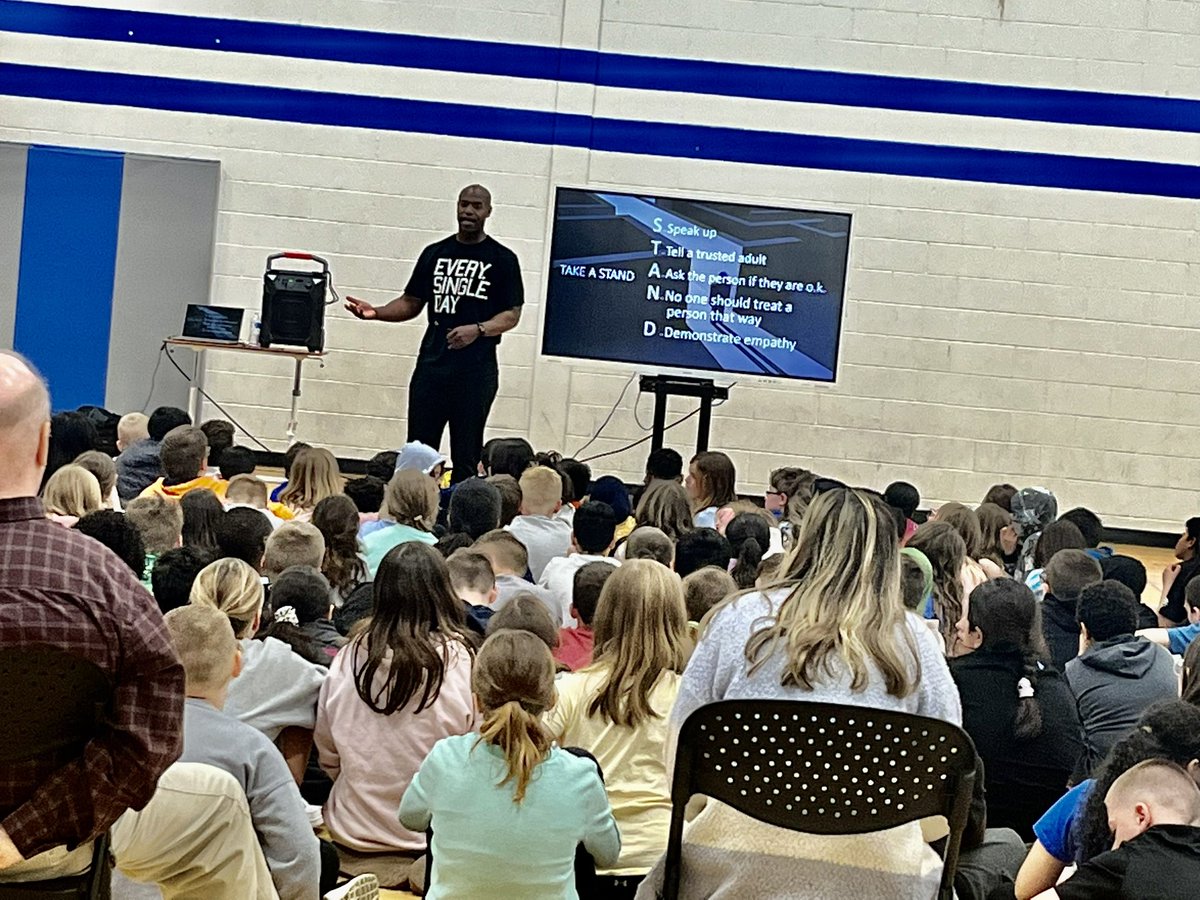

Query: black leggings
left=319, top=839, right=340, bottom=896
left=407, top=361, right=498, bottom=484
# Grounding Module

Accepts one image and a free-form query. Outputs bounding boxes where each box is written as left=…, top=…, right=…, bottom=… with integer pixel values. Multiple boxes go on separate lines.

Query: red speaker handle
left=266, top=251, right=329, bottom=272
left=282, top=251, right=314, bottom=260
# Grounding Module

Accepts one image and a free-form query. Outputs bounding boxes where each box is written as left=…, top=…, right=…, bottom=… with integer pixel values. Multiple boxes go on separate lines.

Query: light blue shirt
left=361, top=522, right=437, bottom=577
left=693, top=506, right=718, bottom=529
left=399, top=733, right=620, bottom=899
left=1168, top=622, right=1200, bottom=655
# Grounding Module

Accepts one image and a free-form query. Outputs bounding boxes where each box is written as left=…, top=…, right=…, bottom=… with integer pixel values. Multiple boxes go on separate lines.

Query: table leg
left=287, top=357, right=302, bottom=442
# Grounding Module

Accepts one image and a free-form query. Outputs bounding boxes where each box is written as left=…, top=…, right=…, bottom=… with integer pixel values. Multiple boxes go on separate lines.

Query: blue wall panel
left=14, top=145, right=124, bottom=410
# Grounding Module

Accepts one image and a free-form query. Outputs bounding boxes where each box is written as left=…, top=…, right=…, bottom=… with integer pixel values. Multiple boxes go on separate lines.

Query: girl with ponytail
left=950, top=577, right=1084, bottom=840
left=401, top=629, right=620, bottom=898
left=725, top=511, right=771, bottom=590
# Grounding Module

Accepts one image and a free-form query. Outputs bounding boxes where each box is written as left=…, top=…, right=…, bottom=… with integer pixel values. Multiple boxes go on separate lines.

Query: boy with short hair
left=472, top=529, right=558, bottom=614
left=1041, top=549, right=1103, bottom=671
left=505, top=466, right=573, bottom=581
left=674, top=528, right=733, bottom=579
left=538, top=501, right=620, bottom=627
left=219, top=445, right=258, bottom=480
left=554, top=561, right=614, bottom=671
left=1068, top=581, right=1177, bottom=773
left=625, top=525, right=675, bottom=568
left=125, top=494, right=185, bottom=589
left=151, top=546, right=218, bottom=615
left=218, top=508, right=275, bottom=572
left=140, top=425, right=226, bottom=500
left=1039, top=759, right=1200, bottom=898
left=117, top=411, right=150, bottom=452
left=486, top=474, right=521, bottom=527
left=226, top=473, right=290, bottom=526
left=263, top=522, right=326, bottom=579
left=681, top=565, right=736, bottom=624
left=446, top=550, right=498, bottom=635
left=164, top=605, right=322, bottom=900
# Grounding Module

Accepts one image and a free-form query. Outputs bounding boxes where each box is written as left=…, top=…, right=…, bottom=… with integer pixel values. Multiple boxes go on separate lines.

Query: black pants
left=319, top=839, right=340, bottom=896
left=407, top=360, right=499, bottom=484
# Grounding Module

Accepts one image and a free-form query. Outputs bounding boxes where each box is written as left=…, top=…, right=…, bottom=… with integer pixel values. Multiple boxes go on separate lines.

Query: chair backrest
left=0, top=646, right=113, bottom=764
left=662, top=700, right=976, bottom=900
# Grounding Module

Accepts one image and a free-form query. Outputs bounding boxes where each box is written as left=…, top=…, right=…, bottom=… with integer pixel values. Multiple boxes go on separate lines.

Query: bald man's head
left=456, top=184, right=492, bottom=239
left=1106, top=759, right=1200, bottom=849
left=0, top=352, right=52, bottom=498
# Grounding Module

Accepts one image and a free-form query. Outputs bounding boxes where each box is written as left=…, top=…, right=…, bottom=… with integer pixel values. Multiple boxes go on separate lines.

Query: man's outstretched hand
left=344, top=296, right=378, bottom=320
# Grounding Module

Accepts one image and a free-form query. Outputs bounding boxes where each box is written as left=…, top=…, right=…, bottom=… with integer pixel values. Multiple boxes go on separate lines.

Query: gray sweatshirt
left=181, top=699, right=320, bottom=900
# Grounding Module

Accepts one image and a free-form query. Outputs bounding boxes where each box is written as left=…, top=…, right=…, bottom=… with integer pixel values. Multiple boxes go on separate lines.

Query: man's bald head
left=459, top=184, right=492, bottom=206
left=0, top=352, right=52, bottom=498
left=456, top=184, right=493, bottom=240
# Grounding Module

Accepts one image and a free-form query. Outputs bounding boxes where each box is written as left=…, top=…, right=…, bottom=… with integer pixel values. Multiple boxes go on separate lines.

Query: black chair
left=0, top=646, right=115, bottom=899
left=662, top=700, right=977, bottom=900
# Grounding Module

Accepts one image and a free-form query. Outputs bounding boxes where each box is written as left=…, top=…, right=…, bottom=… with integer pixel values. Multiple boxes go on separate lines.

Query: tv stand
left=639, top=375, right=731, bottom=455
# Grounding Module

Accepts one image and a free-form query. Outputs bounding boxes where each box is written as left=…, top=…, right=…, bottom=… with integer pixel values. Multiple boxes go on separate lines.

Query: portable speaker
left=260, top=252, right=328, bottom=352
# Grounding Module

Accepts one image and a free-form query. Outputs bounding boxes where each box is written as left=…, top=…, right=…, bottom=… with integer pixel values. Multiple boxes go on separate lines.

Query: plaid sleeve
left=2, top=560, right=185, bottom=857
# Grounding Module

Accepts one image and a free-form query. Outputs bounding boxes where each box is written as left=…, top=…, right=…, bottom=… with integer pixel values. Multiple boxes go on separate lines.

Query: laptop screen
left=182, top=304, right=244, bottom=342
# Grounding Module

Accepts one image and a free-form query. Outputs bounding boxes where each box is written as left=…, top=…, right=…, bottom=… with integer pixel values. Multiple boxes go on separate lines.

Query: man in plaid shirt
left=0, top=351, right=185, bottom=880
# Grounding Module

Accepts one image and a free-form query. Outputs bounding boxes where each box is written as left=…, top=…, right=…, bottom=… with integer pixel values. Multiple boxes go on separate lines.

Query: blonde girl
left=545, top=559, right=687, bottom=886
left=360, top=469, right=440, bottom=577
left=278, top=447, right=343, bottom=520
left=400, top=630, right=620, bottom=898
left=43, top=464, right=103, bottom=525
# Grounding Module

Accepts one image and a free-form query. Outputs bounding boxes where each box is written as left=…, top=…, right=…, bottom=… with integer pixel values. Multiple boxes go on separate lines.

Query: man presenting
left=346, top=185, right=523, bottom=483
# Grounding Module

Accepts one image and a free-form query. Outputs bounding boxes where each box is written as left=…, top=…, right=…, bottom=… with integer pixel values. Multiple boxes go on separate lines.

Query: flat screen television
left=541, top=187, right=852, bottom=381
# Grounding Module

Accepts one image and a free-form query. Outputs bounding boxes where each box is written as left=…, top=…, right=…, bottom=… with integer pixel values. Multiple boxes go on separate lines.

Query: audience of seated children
left=126, top=493, right=185, bottom=588
left=1014, top=700, right=1200, bottom=900
left=73, top=509, right=145, bottom=577
left=554, top=561, right=615, bottom=671
left=638, top=489, right=961, bottom=899
left=312, top=494, right=368, bottom=605
left=673, top=527, right=733, bottom=578
left=547, top=560, right=686, bottom=896
left=724, top=510, right=772, bottom=589
left=486, top=474, right=522, bottom=527
left=906, top=521, right=968, bottom=652
left=189, top=558, right=328, bottom=785
left=1159, top=516, right=1200, bottom=626
left=623, top=525, right=675, bottom=568
left=1042, top=759, right=1200, bottom=899
left=1067, top=580, right=1178, bottom=776
left=539, top=501, right=620, bottom=627
left=950, top=578, right=1084, bottom=840
left=446, top=478, right=502, bottom=540
left=446, top=550, right=498, bottom=635
left=360, top=470, right=439, bottom=577
left=141, top=424, right=226, bottom=500
left=681, top=565, right=737, bottom=630
left=280, top=447, right=344, bottom=522
left=262, top=565, right=347, bottom=665
left=1039, top=549, right=1103, bottom=672
left=151, top=545, right=218, bottom=614
left=42, top=463, right=102, bottom=526
left=1139, top=576, right=1200, bottom=655
left=884, top=480, right=920, bottom=544
left=399, top=630, right=620, bottom=898
left=506, top=465, right=573, bottom=581
left=633, top=478, right=694, bottom=542
left=218, top=506, right=275, bottom=570
left=181, top=488, right=224, bottom=554
left=315, top=542, right=475, bottom=881
left=1024, top=519, right=1086, bottom=602
left=164, top=604, right=325, bottom=900
left=1009, top=487, right=1058, bottom=579
left=588, top=475, right=635, bottom=542
left=226, top=473, right=291, bottom=527
left=73, top=449, right=121, bottom=510
left=116, top=406, right=189, bottom=501
left=685, top=450, right=737, bottom=529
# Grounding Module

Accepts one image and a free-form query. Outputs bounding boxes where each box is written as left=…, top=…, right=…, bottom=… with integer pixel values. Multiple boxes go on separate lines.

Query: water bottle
left=250, top=312, right=262, bottom=346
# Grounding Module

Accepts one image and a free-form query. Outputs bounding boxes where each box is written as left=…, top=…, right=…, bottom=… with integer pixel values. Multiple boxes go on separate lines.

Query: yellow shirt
left=543, top=666, right=681, bottom=875
left=139, top=474, right=228, bottom=500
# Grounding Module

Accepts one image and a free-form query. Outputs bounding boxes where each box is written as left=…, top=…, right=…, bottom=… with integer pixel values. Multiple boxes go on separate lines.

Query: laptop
left=182, top=304, right=245, bottom=343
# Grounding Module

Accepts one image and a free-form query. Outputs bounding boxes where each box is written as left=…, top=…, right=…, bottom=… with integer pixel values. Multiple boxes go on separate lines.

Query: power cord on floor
left=161, top=343, right=273, bottom=452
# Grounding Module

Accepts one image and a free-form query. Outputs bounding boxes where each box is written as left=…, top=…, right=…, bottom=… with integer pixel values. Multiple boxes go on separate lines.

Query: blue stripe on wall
left=0, top=0, right=1197, bottom=134
left=14, top=145, right=124, bottom=411
left=2, top=63, right=1200, bottom=201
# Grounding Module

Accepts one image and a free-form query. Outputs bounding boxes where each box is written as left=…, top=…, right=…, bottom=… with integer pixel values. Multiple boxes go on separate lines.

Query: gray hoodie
left=1067, top=635, right=1178, bottom=772
left=115, top=438, right=162, bottom=501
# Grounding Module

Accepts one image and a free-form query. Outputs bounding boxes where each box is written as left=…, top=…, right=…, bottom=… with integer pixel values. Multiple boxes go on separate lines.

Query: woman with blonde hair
left=546, top=559, right=686, bottom=894
left=638, top=488, right=961, bottom=899
left=400, top=630, right=620, bottom=896
left=685, top=450, right=737, bottom=528
left=42, top=464, right=103, bottom=526
left=633, top=478, right=693, bottom=541
left=360, top=469, right=439, bottom=578
left=278, top=446, right=342, bottom=520
left=190, top=557, right=327, bottom=777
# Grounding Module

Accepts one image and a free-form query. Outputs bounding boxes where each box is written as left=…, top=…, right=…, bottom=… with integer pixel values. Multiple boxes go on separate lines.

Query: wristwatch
left=476, top=322, right=486, bottom=336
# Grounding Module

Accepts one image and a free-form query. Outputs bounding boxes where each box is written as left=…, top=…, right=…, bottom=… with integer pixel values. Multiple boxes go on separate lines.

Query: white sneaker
left=324, top=873, right=380, bottom=900
left=305, top=803, right=325, bottom=830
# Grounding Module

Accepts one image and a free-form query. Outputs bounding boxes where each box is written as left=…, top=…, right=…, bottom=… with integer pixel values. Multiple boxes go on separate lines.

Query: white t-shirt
left=538, top=555, right=621, bottom=627
left=506, top=514, right=572, bottom=582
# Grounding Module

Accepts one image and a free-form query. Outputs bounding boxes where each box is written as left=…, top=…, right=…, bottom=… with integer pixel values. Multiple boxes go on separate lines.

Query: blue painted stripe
left=0, top=0, right=1197, bottom=134
left=1, top=63, right=1198, bottom=201
left=14, top=145, right=124, bottom=411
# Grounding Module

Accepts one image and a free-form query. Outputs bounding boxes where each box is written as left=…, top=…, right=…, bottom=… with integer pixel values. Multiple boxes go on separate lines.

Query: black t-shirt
left=1056, top=824, right=1200, bottom=899
left=404, top=234, right=524, bottom=371
left=1162, top=556, right=1200, bottom=622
